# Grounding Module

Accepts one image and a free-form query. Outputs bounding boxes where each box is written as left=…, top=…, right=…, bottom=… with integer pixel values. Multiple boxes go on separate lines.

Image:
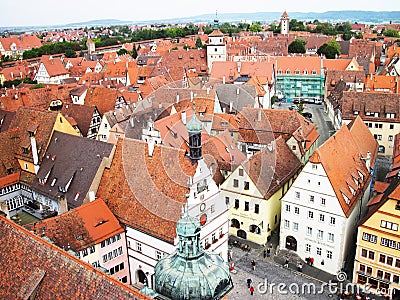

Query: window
left=361, top=249, right=367, bottom=257
left=156, top=250, right=162, bottom=260
left=225, top=196, right=230, bottom=206
left=293, top=222, right=298, bottom=231
left=366, top=267, right=372, bottom=275
left=90, top=246, right=95, bottom=254
left=379, top=254, right=386, bottom=263
left=317, top=247, right=322, bottom=255
left=390, top=124, right=394, bottom=130
left=254, top=204, right=259, bottom=214
left=359, top=264, right=365, bottom=273
left=317, top=230, right=323, bottom=239
left=136, top=242, right=142, bottom=252
left=387, top=256, right=393, bottom=266
left=308, top=211, right=313, bottom=219
left=211, top=204, right=215, bottom=213
left=377, top=270, right=383, bottom=279
left=321, top=198, right=326, bottom=206
left=233, top=179, right=239, bottom=187
left=328, top=233, right=334, bottom=242
left=389, top=135, right=393, bottom=141
left=319, top=214, right=325, bottom=222
left=306, top=244, right=311, bottom=252
left=82, top=249, right=88, bottom=257
left=244, top=202, right=249, bottom=211
left=234, top=199, right=239, bottom=209
left=309, top=195, right=314, bottom=203
left=295, top=191, right=300, bottom=199
left=285, top=204, right=290, bottom=212
left=294, top=207, right=299, bottom=214
left=368, top=251, right=375, bottom=260
left=396, top=259, right=400, bottom=268
left=393, top=275, right=399, bottom=284
left=239, top=168, right=244, bottom=176
left=307, top=227, right=312, bottom=236
left=244, top=181, right=249, bottom=190
left=327, top=250, right=332, bottom=259
left=330, top=217, right=336, bottom=225
left=284, top=220, right=290, bottom=229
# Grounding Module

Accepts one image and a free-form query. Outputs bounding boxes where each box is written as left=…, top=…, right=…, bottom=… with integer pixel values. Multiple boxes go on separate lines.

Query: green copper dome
left=154, top=214, right=233, bottom=300
left=186, top=112, right=202, bottom=132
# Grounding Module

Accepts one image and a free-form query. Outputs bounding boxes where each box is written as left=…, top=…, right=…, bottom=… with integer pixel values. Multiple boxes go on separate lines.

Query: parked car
left=314, top=98, right=323, bottom=105
left=289, top=104, right=298, bottom=111
left=302, top=112, right=312, bottom=119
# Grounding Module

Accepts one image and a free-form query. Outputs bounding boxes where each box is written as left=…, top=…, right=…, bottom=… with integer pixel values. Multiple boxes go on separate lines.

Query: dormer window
left=295, top=70, right=300, bottom=75
left=304, top=70, right=308, bottom=75
left=286, top=70, right=291, bottom=75
left=277, top=70, right=282, bottom=75
left=386, top=113, right=395, bottom=119
left=312, top=70, right=317, bottom=75
left=354, top=110, right=359, bottom=115
left=22, top=147, right=29, bottom=154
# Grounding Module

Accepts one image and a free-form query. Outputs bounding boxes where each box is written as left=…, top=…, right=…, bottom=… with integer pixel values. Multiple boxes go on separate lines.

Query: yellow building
left=221, top=136, right=302, bottom=245
left=353, top=181, right=400, bottom=299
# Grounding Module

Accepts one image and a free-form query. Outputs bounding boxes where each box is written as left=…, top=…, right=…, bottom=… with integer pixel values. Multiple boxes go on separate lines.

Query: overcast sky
left=2, top=0, right=400, bottom=27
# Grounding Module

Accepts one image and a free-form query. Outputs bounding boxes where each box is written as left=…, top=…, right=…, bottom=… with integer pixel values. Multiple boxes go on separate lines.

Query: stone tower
left=280, top=11, right=290, bottom=35
left=206, top=15, right=226, bottom=71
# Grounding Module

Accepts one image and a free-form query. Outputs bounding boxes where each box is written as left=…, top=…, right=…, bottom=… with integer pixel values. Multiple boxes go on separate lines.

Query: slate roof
left=31, top=131, right=114, bottom=209
left=96, top=138, right=197, bottom=243
left=216, top=84, right=256, bottom=114
left=0, top=215, right=150, bottom=300
left=309, top=116, right=377, bottom=217
left=242, top=136, right=302, bottom=199
left=25, top=199, right=123, bottom=252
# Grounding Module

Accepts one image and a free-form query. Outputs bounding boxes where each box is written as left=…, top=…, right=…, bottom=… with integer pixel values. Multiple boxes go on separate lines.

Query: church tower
left=280, top=11, right=290, bottom=35
left=186, top=105, right=203, bottom=161
left=207, top=14, right=226, bottom=71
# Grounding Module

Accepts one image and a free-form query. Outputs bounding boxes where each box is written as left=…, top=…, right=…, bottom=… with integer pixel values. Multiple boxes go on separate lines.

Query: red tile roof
left=309, top=117, right=377, bottom=217
left=84, top=86, right=117, bottom=115
left=97, top=138, right=197, bottom=243
left=277, top=56, right=322, bottom=75
left=40, top=56, right=68, bottom=77
left=0, top=215, right=150, bottom=299
left=26, top=199, right=124, bottom=251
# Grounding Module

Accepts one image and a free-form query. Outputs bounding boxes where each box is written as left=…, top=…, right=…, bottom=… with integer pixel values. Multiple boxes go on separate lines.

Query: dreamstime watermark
left=255, top=271, right=387, bottom=296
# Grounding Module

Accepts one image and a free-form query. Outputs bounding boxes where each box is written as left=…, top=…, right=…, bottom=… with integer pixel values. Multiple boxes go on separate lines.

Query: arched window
left=249, top=224, right=261, bottom=234
left=231, top=218, right=240, bottom=228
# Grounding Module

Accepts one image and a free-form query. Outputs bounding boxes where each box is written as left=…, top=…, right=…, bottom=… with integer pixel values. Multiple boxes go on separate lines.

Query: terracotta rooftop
left=39, top=56, right=68, bottom=77
left=0, top=215, right=150, bottom=299
left=61, top=103, right=97, bottom=136
left=242, top=136, right=301, bottom=199
left=26, top=199, right=123, bottom=252
left=97, top=138, right=197, bottom=243
left=309, top=116, right=377, bottom=217
left=84, top=86, right=117, bottom=115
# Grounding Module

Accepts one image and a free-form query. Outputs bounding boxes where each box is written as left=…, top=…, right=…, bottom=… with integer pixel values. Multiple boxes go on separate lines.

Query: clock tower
left=207, top=15, right=226, bottom=71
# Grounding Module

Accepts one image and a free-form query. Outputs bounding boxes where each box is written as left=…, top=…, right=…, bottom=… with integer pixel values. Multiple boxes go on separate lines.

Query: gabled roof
left=0, top=129, right=21, bottom=178
left=96, top=138, right=197, bottom=243
left=31, top=131, right=114, bottom=209
left=61, top=103, right=97, bottom=136
left=242, top=136, right=301, bottom=199
left=39, top=56, right=68, bottom=77
left=277, top=56, right=322, bottom=75
left=309, top=117, right=377, bottom=217
left=203, top=130, right=246, bottom=172
left=216, top=84, right=256, bottom=114
left=9, top=107, right=59, bottom=163
left=84, top=86, right=117, bottom=115
left=0, top=109, right=15, bottom=133
left=0, top=216, right=150, bottom=299
left=26, top=199, right=123, bottom=251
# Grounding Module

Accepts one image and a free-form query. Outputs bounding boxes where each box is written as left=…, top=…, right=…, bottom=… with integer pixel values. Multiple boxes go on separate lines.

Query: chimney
left=30, top=136, right=40, bottom=174
left=229, top=101, right=233, bottom=112
left=181, top=110, right=187, bottom=125
left=365, top=151, right=371, bottom=172
left=176, top=93, right=179, bottom=103
left=257, top=108, right=262, bottom=122
left=223, top=76, right=226, bottom=84
left=147, top=137, right=155, bottom=157
left=206, top=87, right=210, bottom=95
left=190, top=91, right=193, bottom=101
left=236, top=88, right=240, bottom=95
left=237, top=61, right=241, bottom=73
left=11, top=72, right=14, bottom=79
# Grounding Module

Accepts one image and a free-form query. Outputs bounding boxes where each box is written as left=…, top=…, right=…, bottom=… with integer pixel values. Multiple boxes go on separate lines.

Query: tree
left=288, top=39, right=306, bottom=54
left=195, top=37, right=203, bottom=49
left=132, top=45, right=138, bottom=59
left=117, top=48, right=128, bottom=56
left=383, top=29, right=400, bottom=38
left=249, top=24, right=262, bottom=33
left=317, top=39, right=341, bottom=59
left=64, top=49, right=77, bottom=58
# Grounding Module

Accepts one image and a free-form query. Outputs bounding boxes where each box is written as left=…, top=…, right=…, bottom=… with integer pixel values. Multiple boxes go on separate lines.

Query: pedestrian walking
left=284, top=258, right=289, bottom=268
left=267, top=247, right=270, bottom=257
left=251, top=260, right=256, bottom=271
left=297, top=262, right=303, bottom=272
left=247, top=278, right=252, bottom=288
left=250, top=285, right=255, bottom=296
left=263, top=249, right=266, bottom=258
